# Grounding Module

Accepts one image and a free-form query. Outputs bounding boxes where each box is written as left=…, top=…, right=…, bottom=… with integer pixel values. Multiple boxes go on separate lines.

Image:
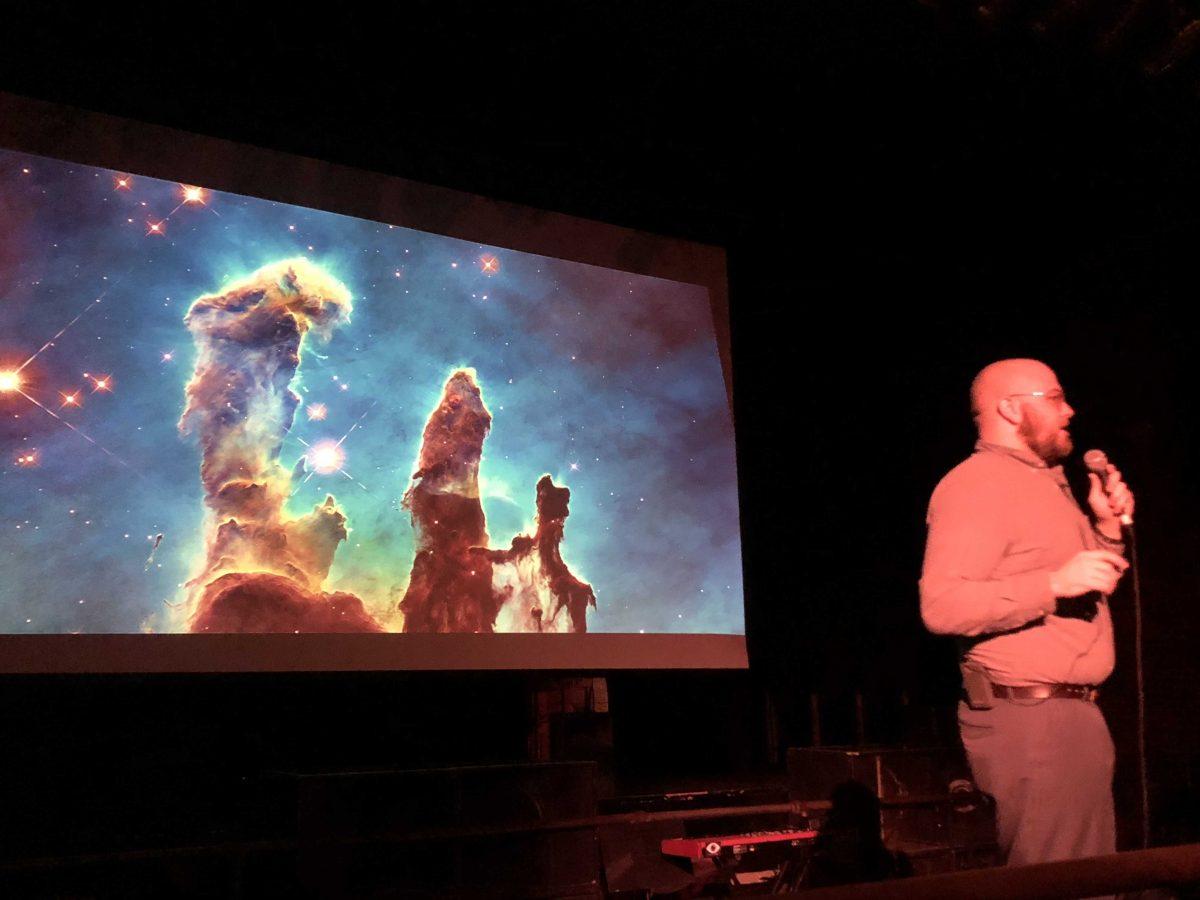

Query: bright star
left=0, top=371, right=21, bottom=393
left=307, top=441, right=345, bottom=475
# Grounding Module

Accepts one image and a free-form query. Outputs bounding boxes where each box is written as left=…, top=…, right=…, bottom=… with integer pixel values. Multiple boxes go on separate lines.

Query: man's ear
left=996, top=397, right=1021, bottom=426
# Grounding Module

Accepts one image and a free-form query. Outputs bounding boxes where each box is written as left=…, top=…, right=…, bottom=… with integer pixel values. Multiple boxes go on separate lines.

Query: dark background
left=2, top=1, right=1199, bottom=857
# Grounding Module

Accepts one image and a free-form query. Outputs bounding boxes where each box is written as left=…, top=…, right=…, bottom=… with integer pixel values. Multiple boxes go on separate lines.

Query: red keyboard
left=661, top=829, right=818, bottom=862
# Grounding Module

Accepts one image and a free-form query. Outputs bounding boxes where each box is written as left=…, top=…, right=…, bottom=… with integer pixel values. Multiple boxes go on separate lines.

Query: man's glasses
left=1006, top=389, right=1068, bottom=406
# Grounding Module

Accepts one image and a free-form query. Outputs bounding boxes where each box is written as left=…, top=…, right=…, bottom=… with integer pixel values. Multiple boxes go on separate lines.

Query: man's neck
left=976, top=429, right=1033, bottom=456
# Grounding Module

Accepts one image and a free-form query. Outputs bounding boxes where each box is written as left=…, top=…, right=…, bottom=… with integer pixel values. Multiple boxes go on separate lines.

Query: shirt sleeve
left=919, top=472, right=1056, bottom=637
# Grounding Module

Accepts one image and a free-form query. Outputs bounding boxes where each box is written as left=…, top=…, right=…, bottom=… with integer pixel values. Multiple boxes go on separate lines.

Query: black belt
left=990, top=683, right=1099, bottom=703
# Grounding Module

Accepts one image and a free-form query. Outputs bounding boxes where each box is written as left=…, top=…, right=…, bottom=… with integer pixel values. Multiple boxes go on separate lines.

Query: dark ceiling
left=4, top=3, right=1198, bottom=246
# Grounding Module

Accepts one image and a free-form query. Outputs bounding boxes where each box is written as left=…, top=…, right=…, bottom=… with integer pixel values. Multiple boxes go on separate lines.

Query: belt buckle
left=1070, top=685, right=1098, bottom=703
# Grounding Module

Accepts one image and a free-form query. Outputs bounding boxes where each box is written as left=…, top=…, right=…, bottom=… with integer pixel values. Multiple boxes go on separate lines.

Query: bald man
left=920, top=359, right=1134, bottom=868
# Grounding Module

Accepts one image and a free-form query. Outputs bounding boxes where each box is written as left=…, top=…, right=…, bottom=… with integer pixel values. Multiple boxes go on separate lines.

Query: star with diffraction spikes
left=287, top=401, right=378, bottom=494
left=85, top=373, right=113, bottom=393
left=137, top=181, right=219, bottom=239
left=9, top=170, right=210, bottom=468
left=165, top=183, right=217, bottom=219
left=306, top=441, right=346, bottom=476
left=0, top=287, right=133, bottom=470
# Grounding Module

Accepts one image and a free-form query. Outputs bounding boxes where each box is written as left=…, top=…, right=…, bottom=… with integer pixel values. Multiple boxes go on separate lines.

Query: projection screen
left=0, top=93, right=745, bottom=671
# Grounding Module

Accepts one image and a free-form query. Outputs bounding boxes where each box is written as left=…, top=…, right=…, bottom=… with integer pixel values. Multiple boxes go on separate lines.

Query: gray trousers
left=958, top=698, right=1116, bottom=866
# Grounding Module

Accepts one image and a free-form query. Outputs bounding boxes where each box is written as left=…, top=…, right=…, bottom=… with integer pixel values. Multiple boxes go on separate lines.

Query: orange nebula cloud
left=179, top=258, right=380, bottom=633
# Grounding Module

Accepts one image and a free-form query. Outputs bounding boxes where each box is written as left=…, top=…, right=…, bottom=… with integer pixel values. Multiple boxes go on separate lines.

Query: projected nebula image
left=0, top=149, right=743, bottom=636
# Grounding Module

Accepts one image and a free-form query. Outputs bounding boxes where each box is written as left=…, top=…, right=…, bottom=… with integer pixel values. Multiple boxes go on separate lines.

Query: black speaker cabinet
left=787, top=746, right=955, bottom=804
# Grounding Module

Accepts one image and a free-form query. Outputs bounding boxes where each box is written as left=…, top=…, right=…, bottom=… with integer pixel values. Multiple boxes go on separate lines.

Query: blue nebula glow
left=0, top=150, right=743, bottom=635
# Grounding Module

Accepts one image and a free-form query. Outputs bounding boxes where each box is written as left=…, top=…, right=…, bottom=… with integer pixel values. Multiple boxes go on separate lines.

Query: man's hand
left=1050, top=549, right=1129, bottom=598
left=1087, top=463, right=1135, bottom=537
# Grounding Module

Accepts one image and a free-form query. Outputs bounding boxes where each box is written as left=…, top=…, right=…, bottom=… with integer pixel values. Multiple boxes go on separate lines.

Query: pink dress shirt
left=920, top=441, right=1122, bottom=687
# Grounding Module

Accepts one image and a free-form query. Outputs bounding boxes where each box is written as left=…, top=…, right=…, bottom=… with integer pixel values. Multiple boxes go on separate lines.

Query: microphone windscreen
left=1083, top=449, right=1109, bottom=475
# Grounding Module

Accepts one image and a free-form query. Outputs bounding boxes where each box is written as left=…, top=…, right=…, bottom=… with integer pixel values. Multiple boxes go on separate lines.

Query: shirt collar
left=974, top=440, right=1074, bottom=494
left=974, top=439, right=1051, bottom=470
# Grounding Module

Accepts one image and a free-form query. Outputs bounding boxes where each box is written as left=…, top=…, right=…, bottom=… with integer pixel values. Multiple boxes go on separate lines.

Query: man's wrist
left=1048, top=570, right=1062, bottom=600
left=1046, top=573, right=1065, bottom=619
left=1095, top=518, right=1122, bottom=541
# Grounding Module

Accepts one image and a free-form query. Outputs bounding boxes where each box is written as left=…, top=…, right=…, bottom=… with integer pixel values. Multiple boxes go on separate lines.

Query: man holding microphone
left=920, top=358, right=1135, bottom=865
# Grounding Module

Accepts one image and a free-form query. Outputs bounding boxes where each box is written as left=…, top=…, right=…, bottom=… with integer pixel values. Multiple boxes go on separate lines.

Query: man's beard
left=1020, top=411, right=1073, bottom=464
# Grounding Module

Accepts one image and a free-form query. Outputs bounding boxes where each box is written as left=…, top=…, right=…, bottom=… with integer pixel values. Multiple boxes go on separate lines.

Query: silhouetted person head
left=806, top=780, right=910, bottom=887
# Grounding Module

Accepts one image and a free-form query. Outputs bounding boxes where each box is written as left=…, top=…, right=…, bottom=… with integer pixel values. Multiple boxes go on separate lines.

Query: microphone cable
left=1085, top=449, right=1149, bottom=845
left=1127, top=523, right=1150, bottom=849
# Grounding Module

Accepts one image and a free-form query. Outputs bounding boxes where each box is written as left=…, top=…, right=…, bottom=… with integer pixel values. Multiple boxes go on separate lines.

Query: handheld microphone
left=1083, top=448, right=1133, bottom=526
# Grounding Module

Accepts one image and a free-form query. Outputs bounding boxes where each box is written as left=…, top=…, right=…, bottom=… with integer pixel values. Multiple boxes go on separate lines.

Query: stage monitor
left=0, top=93, right=744, bottom=671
